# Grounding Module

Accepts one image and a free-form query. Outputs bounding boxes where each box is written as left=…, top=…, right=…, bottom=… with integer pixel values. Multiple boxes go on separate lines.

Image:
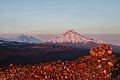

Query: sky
left=0, top=0, right=120, bottom=34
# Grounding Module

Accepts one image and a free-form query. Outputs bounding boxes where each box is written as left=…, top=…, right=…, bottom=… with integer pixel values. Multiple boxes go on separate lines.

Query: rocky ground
left=0, top=44, right=119, bottom=80
left=111, top=54, right=120, bottom=80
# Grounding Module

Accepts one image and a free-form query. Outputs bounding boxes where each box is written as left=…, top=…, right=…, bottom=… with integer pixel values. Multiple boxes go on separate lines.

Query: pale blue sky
left=0, top=0, right=120, bottom=34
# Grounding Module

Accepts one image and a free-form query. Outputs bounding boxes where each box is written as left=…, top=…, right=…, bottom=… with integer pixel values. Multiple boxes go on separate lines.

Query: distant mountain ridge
left=0, top=31, right=120, bottom=52
left=14, top=34, right=41, bottom=43
left=46, top=30, right=120, bottom=52
left=47, top=29, right=104, bottom=44
left=0, top=34, right=41, bottom=44
left=0, top=37, right=8, bottom=41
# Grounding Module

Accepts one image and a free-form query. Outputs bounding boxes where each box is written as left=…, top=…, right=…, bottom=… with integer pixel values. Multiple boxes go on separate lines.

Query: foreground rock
left=111, top=54, right=120, bottom=80
left=0, top=44, right=116, bottom=80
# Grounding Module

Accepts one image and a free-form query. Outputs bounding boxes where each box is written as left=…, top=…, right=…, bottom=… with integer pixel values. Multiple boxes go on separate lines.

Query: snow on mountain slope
left=47, top=29, right=100, bottom=44
left=0, top=37, right=8, bottom=41
left=0, top=37, right=10, bottom=44
left=14, top=34, right=41, bottom=43
left=96, top=40, right=105, bottom=44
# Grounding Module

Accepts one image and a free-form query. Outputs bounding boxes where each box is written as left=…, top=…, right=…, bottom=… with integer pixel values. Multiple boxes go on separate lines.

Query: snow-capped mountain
left=0, top=37, right=12, bottom=44
left=13, top=34, right=41, bottom=43
left=47, top=29, right=103, bottom=44
left=96, top=40, right=105, bottom=44
left=0, top=37, right=8, bottom=41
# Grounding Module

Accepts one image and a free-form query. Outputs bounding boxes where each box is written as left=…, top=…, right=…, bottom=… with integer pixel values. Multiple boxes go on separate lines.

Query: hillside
left=0, top=44, right=119, bottom=80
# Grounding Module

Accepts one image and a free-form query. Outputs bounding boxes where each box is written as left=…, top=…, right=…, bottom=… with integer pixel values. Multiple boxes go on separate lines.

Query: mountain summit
left=14, top=34, right=41, bottom=43
left=47, top=29, right=95, bottom=44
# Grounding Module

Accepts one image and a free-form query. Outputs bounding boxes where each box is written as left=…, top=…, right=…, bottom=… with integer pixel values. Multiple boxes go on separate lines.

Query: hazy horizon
left=0, top=32, right=120, bottom=46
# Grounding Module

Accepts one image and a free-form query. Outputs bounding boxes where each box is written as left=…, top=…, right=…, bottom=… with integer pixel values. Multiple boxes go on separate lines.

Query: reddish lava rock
left=8, top=63, right=14, bottom=68
left=0, top=44, right=116, bottom=80
left=78, top=62, right=87, bottom=69
left=90, top=44, right=113, bottom=57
